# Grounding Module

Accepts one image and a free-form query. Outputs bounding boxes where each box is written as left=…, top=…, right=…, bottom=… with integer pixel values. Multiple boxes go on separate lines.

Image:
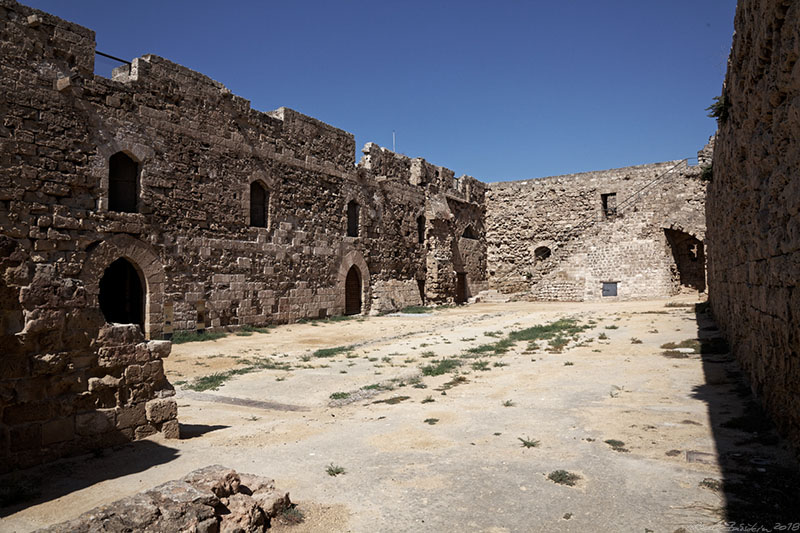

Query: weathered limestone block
left=75, top=408, right=115, bottom=436
left=145, top=397, right=177, bottom=424
left=115, top=403, right=146, bottom=429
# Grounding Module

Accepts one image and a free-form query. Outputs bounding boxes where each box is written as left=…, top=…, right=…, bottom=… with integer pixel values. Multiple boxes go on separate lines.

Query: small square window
left=601, top=193, right=617, bottom=218
left=602, top=282, right=618, bottom=297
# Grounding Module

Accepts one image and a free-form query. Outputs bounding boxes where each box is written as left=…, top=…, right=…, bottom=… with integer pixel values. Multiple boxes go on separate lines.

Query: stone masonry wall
left=486, top=154, right=708, bottom=301
left=707, top=0, right=800, bottom=450
left=0, top=0, right=486, bottom=469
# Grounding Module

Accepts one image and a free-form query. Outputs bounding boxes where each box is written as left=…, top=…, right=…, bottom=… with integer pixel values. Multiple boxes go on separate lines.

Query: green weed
left=548, top=470, right=580, bottom=486
left=171, top=330, right=227, bottom=344
left=421, top=358, right=461, bottom=376
left=326, top=464, right=345, bottom=476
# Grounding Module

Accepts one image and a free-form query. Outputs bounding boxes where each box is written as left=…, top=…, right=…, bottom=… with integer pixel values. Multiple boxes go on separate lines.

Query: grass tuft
left=314, top=345, right=354, bottom=358
left=171, top=330, right=227, bottom=344
left=421, top=358, right=461, bottom=376
left=518, top=436, right=540, bottom=448
left=548, top=470, right=581, bottom=486
left=400, top=306, right=433, bottom=314
left=326, top=463, right=345, bottom=477
left=279, top=506, right=305, bottom=524
left=604, top=439, right=630, bottom=452
left=329, top=392, right=350, bottom=400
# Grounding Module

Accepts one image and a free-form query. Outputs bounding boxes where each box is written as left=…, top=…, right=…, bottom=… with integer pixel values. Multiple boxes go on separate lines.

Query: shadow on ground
left=180, top=423, right=229, bottom=439
left=691, top=303, right=800, bottom=527
left=0, top=424, right=226, bottom=517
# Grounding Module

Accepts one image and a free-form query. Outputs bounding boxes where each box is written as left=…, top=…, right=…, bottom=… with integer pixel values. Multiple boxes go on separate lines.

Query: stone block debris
left=36, top=465, right=293, bottom=533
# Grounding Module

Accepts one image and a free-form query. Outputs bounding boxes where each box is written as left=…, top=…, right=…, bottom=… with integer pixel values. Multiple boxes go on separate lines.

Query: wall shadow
left=0, top=438, right=179, bottom=517
left=180, top=423, right=229, bottom=440
left=690, top=303, right=800, bottom=527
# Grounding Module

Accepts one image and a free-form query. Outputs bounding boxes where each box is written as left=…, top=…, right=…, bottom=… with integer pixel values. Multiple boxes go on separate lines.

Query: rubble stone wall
left=486, top=157, right=708, bottom=300
left=707, top=0, right=800, bottom=450
left=0, top=0, right=485, bottom=469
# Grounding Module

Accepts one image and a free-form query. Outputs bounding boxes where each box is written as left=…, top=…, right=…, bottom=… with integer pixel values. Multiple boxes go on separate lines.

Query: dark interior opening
left=417, top=279, right=425, bottom=304
left=601, top=192, right=617, bottom=218
left=534, top=246, right=552, bottom=261
left=109, top=152, right=139, bottom=213
left=1, top=278, right=23, bottom=338
left=461, top=225, right=477, bottom=239
left=99, top=257, right=144, bottom=329
left=250, top=181, right=269, bottom=228
left=345, top=266, right=362, bottom=315
left=455, top=272, right=468, bottom=304
left=665, top=229, right=706, bottom=292
left=347, top=201, right=359, bottom=237
left=417, top=215, right=425, bottom=244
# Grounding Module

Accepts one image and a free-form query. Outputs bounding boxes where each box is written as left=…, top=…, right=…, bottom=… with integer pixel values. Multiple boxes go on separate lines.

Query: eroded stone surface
left=486, top=152, right=709, bottom=300
left=707, top=0, right=800, bottom=452
left=36, top=466, right=291, bottom=533
left=0, top=0, right=483, bottom=470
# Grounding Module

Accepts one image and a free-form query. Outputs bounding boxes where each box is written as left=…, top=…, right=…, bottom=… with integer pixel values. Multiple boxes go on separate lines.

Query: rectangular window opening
left=601, top=193, right=617, bottom=218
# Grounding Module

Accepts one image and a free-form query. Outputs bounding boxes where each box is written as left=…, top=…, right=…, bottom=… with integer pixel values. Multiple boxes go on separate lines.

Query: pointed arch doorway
left=345, top=266, right=362, bottom=315
left=99, top=257, right=144, bottom=328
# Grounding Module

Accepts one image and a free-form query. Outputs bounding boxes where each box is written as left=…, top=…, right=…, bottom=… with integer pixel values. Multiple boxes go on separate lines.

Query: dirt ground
left=2, top=297, right=797, bottom=532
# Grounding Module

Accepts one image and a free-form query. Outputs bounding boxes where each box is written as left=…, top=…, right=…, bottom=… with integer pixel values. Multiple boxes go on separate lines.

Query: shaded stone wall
left=707, top=0, right=800, bottom=450
left=486, top=154, right=708, bottom=300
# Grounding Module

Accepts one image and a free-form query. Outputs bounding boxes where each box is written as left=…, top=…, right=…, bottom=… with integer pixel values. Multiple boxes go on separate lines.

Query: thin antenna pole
left=392, top=130, right=396, bottom=152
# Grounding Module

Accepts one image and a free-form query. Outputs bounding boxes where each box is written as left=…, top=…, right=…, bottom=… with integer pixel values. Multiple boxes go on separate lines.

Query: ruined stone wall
left=487, top=157, right=707, bottom=300
left=0, top=0, right=486, bottom=468
left=707, top=0, right=800, bottom=451
left=358, top=143, right=487, bottom=304
left=0, top=236, right=177, bottom=472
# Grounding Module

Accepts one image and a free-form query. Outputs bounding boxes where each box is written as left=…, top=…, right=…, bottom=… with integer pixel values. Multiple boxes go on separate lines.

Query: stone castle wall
left=0, top=0, right=485, bottom=469
left=707, top=0, right=800, bottom=450
left=486, top=157, right=708, bottom=300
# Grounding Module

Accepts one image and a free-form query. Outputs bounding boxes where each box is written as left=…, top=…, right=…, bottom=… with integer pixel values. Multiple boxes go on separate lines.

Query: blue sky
left=25, top=1, right=736, bottom=182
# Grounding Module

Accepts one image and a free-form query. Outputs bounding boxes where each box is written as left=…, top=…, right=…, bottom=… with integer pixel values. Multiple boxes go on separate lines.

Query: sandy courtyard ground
left=2, top=298, right=797, bottom=532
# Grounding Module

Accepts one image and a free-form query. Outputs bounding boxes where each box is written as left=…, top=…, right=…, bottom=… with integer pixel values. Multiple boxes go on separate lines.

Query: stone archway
left=336, top=251, right=370, bottom=316
left=81, top=235, right=165, bottom=339
left=344, top=266, right=362, bottom=315
left=99, top=257, right=145, bottom=328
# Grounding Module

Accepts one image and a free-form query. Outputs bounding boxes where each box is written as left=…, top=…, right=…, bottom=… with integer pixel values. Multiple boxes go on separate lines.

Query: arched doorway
left=345, top=265, right=362, bottom=315
left=99, top=257, right=144, bottom=328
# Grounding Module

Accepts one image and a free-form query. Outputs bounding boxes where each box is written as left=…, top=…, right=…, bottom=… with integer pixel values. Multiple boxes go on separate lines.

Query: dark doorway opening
left=109, top=152, right=139, bottom=213
left=455, top=272, right=467, bottom=304
left=344, top=266, right=362, bottom=315
left=99, top=257, right=144, bottom=328
left=417, top=279, right=425, bottom=305
left=665, top=229, right=706, bottom=292
left=417, top=215, right=425, bottom=244
left=347, top=201, right=359, bottom=237
left=249, top=182, right=268, bottom=227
